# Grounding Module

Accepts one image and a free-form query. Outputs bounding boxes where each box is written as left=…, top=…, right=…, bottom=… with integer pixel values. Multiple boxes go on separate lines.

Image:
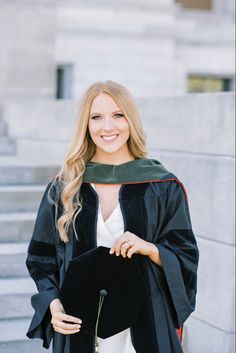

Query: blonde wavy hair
left=48, top=80, right=147, bottom=242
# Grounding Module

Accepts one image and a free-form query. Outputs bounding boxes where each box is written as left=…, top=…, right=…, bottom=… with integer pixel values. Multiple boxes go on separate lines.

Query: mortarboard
left=59, top=246, right=147, bottom=352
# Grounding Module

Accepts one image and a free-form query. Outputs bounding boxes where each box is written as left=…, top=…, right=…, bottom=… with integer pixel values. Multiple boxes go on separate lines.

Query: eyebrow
left=90, top=110, right=122, bottom=117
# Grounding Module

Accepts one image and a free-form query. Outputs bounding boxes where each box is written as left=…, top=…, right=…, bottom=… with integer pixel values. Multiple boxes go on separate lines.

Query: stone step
left=0, top=212, right=36, bottom=243
left=0, top=254, right=28, bottom=277
left=0, top=184, right=45, bottom=213
left=0, top=339, right=52, bottom=353
left=0, top=277, right=36, bottom=296
left=0, top=243, right=29, bottom=278
left=0, top=242, right=28, bottom=255
left=0, top=319, right=52, bottom=353
left=0, top=158, right=59, bottom=185
left=58, top=0, right=172, bottom=10
left=0, top=137, right=16, bottom=155
left=0, top=293, right=33, bottom=320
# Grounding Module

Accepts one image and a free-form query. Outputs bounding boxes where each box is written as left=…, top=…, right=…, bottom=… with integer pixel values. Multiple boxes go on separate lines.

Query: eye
left=91, top=115, right=101, bottom=120
left=114, top=113, right=124, bottom=118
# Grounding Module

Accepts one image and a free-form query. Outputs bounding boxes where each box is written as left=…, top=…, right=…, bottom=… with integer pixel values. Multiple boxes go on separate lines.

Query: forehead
left=90, top=93, right=120, bottom=113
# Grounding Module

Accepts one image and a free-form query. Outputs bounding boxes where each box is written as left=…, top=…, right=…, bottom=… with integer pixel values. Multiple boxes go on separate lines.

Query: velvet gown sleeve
left=155, top=180, right=199, bottom=329
left=25, top=181, right=60, bottom=348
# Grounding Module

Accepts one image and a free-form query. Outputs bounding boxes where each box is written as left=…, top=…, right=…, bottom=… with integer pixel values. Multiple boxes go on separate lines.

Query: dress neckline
left=98, top=202, right=119, bottom=224
left=91, top=183, right=120, bottom=224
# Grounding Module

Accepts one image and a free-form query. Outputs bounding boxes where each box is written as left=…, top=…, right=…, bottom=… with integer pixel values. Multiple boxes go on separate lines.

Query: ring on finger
left=122, top=243, right=133, bottom=252
left=121, top=240, right=129, bottom=247
left=122, top=241, right=130, bottom=248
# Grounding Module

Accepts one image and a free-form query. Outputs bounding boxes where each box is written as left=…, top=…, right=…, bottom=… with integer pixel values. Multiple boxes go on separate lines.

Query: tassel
left=94, top=289, right=108, bottom=353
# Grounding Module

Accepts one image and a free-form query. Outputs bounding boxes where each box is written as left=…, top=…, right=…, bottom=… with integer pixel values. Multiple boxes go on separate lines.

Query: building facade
left=55, top=0, right=235, bottom=98
left=0, top=0, right=234, bottom=100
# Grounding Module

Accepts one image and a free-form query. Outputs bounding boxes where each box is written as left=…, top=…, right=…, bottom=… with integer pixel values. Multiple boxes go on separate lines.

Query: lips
left=100, top=134, right=119, bottom=141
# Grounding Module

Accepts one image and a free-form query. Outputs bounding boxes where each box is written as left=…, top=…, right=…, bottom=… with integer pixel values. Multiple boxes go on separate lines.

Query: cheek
left=88, top=121, right=99, bottom=138
left=119, top=120, right=130, bottom=136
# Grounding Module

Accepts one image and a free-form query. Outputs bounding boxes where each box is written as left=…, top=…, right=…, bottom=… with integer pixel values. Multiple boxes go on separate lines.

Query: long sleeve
left=155, top=180, right=199, bottom=329
left=25, top=180, right=60, bottom=348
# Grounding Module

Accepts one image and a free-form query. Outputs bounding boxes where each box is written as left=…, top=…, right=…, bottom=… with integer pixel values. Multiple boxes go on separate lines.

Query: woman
left=26, top=80, right=199, bottom=353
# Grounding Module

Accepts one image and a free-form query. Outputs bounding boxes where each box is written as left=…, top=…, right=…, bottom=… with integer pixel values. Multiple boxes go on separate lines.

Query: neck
left=91, top=151, right=135, bottom=166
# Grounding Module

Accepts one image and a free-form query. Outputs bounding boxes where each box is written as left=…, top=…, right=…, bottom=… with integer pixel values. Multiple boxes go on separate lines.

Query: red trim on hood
left=177, top=326, right=183, bottom=342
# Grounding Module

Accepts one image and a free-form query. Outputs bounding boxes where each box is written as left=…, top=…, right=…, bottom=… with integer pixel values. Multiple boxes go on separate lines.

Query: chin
left=99, top=147, right=122, bottom=154
left=96, top=143, right=126, bottom=155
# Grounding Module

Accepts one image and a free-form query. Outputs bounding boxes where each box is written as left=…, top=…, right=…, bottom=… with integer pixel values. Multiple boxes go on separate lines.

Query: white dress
left=91, top=183, right=137, bottom=353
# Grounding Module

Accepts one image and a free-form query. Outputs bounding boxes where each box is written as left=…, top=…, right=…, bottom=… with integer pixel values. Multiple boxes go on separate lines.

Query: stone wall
left=55, top=0, right=235, bottom=99
left=0, top=0, right=56, bottom=100
left=1, top=92, right=235, bottom=352
left=56, top=0, right=185, bottom=98
left=0, top=0, right=234, bottom=100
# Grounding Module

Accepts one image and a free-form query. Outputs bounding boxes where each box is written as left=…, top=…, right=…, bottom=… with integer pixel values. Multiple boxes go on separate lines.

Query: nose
left=102, top=116, right=114, bottom=130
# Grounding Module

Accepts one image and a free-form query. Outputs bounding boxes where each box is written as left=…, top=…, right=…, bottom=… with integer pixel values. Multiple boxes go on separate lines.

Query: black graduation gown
left=25, top=161, right=199, bottom=353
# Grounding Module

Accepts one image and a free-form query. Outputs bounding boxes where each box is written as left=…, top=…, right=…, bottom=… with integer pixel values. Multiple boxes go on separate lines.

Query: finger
left=115, top=235, right=133, bottom=256
left=127, top=246, right=138, bottom=259
left=109, top=244, right=116, bottom=255
left=54, top=326, right=80, bottom=335
left=109, top=239, right=121, bottom=255
left=110, top=239, right=125, bottom=256
left=110, top=232, right=135, bottom=256
left=56, top=312, right=82, bottom=324
left=120, top=242, right=132, bottom=258
left=54, top=321, right=81, bottom=330
left=115, top=241, right=127, bottom=256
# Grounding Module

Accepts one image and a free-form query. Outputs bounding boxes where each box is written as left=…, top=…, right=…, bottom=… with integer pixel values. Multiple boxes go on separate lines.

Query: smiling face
left=88, top=93, right=133, bottom=163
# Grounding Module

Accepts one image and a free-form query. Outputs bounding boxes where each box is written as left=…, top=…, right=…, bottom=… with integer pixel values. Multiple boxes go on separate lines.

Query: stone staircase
left=0, top=117, right=59, bottom=352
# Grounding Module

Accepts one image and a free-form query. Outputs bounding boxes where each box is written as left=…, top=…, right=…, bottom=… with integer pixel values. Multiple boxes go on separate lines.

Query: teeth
left=101, top=134, right=118, bottom=141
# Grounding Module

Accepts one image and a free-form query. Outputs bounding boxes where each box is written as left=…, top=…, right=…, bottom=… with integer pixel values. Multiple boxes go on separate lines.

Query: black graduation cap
left=59, top=246, right=147, bottom=347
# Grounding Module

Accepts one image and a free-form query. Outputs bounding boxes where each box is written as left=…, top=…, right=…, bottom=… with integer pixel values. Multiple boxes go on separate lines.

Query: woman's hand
left=50, top=298, right=82, bottom=335
left=109, top=231, right=162, bottom=266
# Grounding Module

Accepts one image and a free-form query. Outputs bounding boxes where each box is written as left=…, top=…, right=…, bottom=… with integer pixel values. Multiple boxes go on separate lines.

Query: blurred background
left=0, top=0, right=235, bottom=352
